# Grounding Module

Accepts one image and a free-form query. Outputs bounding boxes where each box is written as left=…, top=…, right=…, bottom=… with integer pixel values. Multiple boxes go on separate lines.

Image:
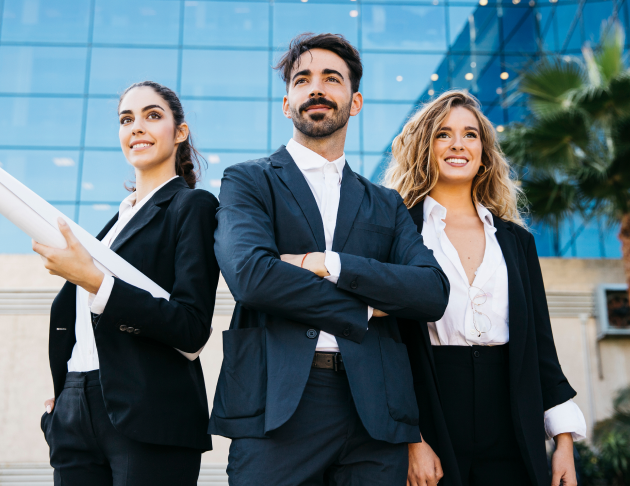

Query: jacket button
left=350, top=280, right=358, bottom=289
left=127, top=327, right=135, bottom=333
left=134, top=329, right=140, bottom=335
left=306, top=329, right=318, bottom=339
left=473, top=350, right=480, bottom=358
left=119, top=325, right=127, bottom=332
left=343, top=329, right=351, bottom=337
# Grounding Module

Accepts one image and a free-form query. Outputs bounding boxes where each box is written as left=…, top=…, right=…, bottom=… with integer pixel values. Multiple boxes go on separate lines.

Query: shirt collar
left=424, top=195, right=495, bottom=231
left=286, top=138, right=346, bottom=178
left=118, top=176, right=179, bottom=217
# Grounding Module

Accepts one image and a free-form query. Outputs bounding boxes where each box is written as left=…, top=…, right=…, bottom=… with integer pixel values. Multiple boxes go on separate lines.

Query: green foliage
left=501, top=21, right=630, bottom=229
left=576, top=386, right=630, bottom=485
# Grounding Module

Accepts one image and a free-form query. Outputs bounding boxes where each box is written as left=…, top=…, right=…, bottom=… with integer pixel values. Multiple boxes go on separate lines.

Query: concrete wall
left=0, top=255, right=629, bottom=464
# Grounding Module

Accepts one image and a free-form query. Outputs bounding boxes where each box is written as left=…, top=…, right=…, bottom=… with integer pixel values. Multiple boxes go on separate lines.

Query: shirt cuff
left=88, top=275, right=115, bottom=315
left=544, top=399, right=587, bottom=441
left=368, top=306, right=374, bottom=321
left=323, top=250, right=341, bottom=285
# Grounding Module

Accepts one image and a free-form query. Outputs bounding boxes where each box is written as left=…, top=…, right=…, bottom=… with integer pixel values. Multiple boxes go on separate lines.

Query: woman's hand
left=44, top=397, right=55, bottom=414
left=32, top=218, right=104, bottom=294
left=280, top=253, right=330, bottom=278
left=551, top=433, right=577, bottom=486
left=407, top=440, right=443, bottom=486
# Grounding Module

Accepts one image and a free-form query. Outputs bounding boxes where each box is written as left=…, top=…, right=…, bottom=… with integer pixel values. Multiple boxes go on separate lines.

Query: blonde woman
left=386, top=91, right=586, bottom=486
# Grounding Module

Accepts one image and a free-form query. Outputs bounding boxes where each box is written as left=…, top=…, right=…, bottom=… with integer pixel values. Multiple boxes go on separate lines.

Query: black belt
left=311, top=352, right=345, bottom=371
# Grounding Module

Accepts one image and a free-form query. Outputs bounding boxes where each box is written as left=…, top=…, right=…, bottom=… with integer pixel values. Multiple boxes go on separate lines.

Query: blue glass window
left=362, top=53, right=443, bottom=102
left=181, top=50, right=269, bottom=98
left=361, top=102, right=415, bottom=153
left=364, top=154, right=385, bottom=181
left=184, top=99, right=268, bottom=151
left=448, top=5, right=477, bottom=48
left=80, top=150, right=134, bottom=203
left=0, top=46, right=87, bottom=94
left=362, top=5, right=447, bottom=51
left=274, top=4, right=358, bottom=48
left=1, top=0, right=90, bottom=43
left=78, top=203, right=119, bottom=237
left=199, top=151, right=267, bottom=196
left=271, top=107, right=293, bottom=150
left=503, top=7, right=538, bottom=53
left=183, top=2, right=269, bottom=48
left=582, top=1, right=614, bottom=44
left=0, top=97, right=83, bottom=147
left=89, top=48, right=178, bottom=95
left=0, top=150, right=79, bottom=201
left=93, top=0, right=180, bottom=46
left=0, top=203, right=75, bottom=253
left=450, top=53, right=497, bottom=102
left=84, top=98, right=122, bottom=149
left=555, top=4, right=582, bottom=52
left=450, top=5, right=498, bottom=53
left=536, top=5, right=556, bottom=52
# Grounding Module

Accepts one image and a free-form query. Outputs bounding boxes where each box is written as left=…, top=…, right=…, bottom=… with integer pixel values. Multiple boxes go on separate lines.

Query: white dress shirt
left=421, top=195, right=587, bottom=441
left=66, top=176, right=179, bottom=372
left=285, top=139, right=372, bottom=353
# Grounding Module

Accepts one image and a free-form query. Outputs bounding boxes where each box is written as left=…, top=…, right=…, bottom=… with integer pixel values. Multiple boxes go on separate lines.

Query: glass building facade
left=0, top=0, right=625, bottom=257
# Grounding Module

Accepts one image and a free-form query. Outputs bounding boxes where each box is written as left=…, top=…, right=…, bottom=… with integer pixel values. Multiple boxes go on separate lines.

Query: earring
left=478, top=164, right=487, bottom=175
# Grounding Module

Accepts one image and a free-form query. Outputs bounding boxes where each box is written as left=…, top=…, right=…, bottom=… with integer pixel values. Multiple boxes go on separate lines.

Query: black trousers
left=433, top=345, right=533, bottom=486
left=227, top=367, right=408, bottom=486
left=41, top=370, right=201, bottom=486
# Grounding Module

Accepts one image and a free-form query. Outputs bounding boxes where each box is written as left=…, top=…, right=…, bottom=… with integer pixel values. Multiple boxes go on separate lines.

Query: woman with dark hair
left=385, top=90, right=586, bottom=486
left=34, top=81, right=219, bottom=486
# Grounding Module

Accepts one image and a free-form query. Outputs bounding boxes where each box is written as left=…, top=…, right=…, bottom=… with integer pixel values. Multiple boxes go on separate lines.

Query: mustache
left=299, top=97, right=338, bottom=113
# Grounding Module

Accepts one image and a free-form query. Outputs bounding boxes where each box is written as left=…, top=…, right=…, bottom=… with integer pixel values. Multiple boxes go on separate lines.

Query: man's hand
left=373, top=309, right=389, bottom=317
left=32, top=218, right=104, bottom=294
left=407, top=440, right=443, bottom=486
left=281, top=252, right=330, bottom=278
left=551, top=433, right=577, bottom=486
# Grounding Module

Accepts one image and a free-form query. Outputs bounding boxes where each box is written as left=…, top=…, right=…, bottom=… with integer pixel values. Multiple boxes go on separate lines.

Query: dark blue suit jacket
left=208, top=146, right=450, bottom=444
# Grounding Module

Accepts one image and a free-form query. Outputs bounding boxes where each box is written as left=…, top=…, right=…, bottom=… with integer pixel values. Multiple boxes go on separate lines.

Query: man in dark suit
left=209, top=32, right=450, bottom=485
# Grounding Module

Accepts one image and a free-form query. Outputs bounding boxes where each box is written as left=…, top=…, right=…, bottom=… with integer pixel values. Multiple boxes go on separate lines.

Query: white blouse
left=421, top=196, right=587, bottom=441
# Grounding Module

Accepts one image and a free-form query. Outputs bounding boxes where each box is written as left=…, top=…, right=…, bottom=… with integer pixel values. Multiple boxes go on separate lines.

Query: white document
left=0, top=168, right=206, bottom=361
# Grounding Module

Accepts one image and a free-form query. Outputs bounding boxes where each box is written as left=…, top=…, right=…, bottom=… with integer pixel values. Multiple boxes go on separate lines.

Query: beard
left=290, top=97, right=352, bottom=139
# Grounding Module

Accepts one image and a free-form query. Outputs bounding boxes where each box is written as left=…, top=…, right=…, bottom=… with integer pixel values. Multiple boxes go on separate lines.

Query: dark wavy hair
left=274, top=32, right=363, bottom=93
left=118, top=81, right=205, bottom=189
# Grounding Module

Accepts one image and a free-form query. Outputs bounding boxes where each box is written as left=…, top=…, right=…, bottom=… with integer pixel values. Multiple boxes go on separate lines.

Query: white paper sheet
left=0, top=168, right=206, bottom=360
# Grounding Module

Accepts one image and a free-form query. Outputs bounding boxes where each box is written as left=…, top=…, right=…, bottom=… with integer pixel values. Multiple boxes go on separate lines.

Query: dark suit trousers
left=433, top=345, right=532, bottom=486
left=41, top=371, right=201, bottom=486
left=227, top=368, right=408, bottom=486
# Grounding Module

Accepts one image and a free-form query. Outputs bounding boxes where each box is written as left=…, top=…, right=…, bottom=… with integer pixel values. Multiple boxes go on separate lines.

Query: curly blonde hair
left=383, top=90, right=526, bottom=226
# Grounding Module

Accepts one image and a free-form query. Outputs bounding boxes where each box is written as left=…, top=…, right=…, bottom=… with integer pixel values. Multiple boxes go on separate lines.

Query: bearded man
left=209, top=32, right=450, bottom=486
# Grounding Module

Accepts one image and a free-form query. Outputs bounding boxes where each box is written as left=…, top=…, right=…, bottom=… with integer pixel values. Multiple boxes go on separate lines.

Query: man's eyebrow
left=118, top=104, right=165, bottom=116
left=322, top=68, right=344, bottom=80
left=292, top=69, right=311, bottom=82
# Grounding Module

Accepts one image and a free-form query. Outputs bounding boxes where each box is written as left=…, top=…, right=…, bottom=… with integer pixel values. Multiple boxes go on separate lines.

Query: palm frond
left=522, top=175, right=578, bottom=224
left=519, top=58, right=585, bottom=117
left=595, top=21, right=626, bottom=83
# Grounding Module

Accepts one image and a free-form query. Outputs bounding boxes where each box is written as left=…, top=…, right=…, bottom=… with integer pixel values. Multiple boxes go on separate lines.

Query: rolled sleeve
left=324, top=250, right=341, bottom=284
left=88, top=275, right=115, bottom=315
left=544, top=399, right=587, bottom=441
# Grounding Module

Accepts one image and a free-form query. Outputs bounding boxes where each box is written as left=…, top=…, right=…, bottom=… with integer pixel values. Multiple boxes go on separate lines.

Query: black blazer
left=208, top=146, right=450, bottom=444
left=399, top=200, right=577, bottom=486
left=48, top=177, right=219, bottom=451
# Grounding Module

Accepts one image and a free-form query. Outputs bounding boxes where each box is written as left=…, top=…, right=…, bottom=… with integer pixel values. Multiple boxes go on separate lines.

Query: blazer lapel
left=271, top=146, right=326, bottom=252
left=332, top=164, right=365, bottom=252
left=493, top=216, right=527, bottom=381
left=110, top=177, right=188, bottom=254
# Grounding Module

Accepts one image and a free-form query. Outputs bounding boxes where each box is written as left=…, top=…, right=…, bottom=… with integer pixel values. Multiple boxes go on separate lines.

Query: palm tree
left=501, top=21, right=630, bottom=289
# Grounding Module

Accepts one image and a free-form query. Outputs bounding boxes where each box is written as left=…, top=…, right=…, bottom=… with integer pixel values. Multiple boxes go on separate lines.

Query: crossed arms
left=215, top=164, right=450, bottom=343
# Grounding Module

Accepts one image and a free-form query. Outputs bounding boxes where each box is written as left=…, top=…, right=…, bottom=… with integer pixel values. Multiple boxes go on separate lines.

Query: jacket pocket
left=217, top=327, right=267, bottom=419
left=352, top=221, right=395, bottom=236
left=379, top=337, right=419, bottom=426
